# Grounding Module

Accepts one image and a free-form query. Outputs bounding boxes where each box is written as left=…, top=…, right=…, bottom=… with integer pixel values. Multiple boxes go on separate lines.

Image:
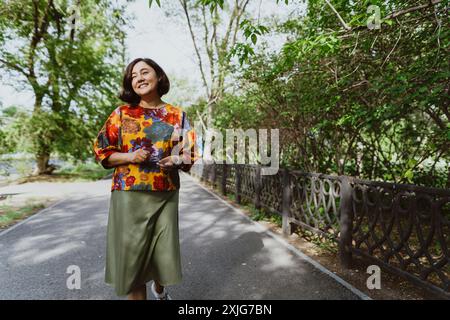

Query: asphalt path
left=0, top=173, right=367, bottom=300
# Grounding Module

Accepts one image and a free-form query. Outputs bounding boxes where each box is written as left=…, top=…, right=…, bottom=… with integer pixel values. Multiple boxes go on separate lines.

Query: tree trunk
left=33, top=150, right=55, bottom=175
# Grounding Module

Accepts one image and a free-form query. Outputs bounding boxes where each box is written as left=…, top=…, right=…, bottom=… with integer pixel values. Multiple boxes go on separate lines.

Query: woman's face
left=131, top=61, right=159, bottom=97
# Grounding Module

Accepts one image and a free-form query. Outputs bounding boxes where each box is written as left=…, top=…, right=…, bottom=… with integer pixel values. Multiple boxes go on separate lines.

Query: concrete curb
left=0, top=198, right=68, bottom=238
left=0, top=194, right=107, bottom=238
left=184, top=172, right=372, bottom=300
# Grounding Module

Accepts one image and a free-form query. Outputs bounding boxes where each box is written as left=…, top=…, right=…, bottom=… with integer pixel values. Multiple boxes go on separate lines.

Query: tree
left=213, top=0, right=449, bottom=187
left=0, top=0, right=128, bottom=174
left=149, top=0, right=269, bottom=127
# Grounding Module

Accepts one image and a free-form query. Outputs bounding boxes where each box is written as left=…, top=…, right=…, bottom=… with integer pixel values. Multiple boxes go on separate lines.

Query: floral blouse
left=93, top=104, right=198, bottom=192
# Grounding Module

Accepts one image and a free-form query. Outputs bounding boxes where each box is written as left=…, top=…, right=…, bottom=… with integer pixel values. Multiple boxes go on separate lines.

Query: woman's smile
left=131, top=61, right=159, bottom=96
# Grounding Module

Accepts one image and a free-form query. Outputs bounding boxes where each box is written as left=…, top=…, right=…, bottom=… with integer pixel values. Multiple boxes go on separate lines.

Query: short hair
left=118, top=58, right=170, bottom=106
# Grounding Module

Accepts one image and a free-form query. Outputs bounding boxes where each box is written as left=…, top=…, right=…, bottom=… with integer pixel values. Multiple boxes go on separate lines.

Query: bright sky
left=0, top=0, right=303, bottom=110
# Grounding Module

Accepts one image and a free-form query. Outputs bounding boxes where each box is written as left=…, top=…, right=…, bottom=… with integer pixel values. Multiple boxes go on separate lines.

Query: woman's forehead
left=132, top=61, right=154, bottom=73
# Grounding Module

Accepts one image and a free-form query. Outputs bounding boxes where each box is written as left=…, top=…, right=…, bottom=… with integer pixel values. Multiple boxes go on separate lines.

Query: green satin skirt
left=105, top=189, right=182, bottom=296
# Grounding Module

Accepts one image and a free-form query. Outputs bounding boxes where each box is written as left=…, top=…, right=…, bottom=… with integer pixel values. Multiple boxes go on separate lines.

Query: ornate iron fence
left=190, top=163, right=450, bottom=298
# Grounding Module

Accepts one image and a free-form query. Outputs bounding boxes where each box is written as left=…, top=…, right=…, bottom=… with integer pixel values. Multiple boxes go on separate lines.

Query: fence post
left=200, top=163, right=206, bottom=182
left=254, top=165, right=261, bottom=210
left=235, top=164, right=241, bottom=204
left=339, top=176, right=354, bottom=269
left=211, top=163, right=216, bottom=188
left=221, top=164, right=227, bottom=196
left=282, top=168, right=292, bottom=236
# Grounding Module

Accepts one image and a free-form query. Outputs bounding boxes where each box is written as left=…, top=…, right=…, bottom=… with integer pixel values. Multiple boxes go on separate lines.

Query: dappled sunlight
left=256, top=241, right=301, bottom=272
left=0, top=174, right=360, bottom=299
left=172, top=174, right=349, bottom=300
left=24, top=242, right=83, bottom=265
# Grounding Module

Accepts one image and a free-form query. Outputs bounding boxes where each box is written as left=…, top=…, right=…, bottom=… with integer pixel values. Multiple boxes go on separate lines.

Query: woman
left=93, top=58, right=198, bottom=300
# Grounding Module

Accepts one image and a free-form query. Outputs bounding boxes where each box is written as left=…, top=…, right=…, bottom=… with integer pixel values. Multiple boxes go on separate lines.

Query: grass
left=249, top=207, right=283, bottom=227
left=0, top=160, right=110, bottom=230
left=0, top=202, right=46, bottom=229
left=6, top=161, right=113, bottom=185
left=54, top=162, right=113, bottom=181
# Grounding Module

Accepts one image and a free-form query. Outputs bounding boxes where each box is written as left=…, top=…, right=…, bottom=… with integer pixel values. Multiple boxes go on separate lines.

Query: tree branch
left=201, top=5, right=215, bottom=91
left=384, top=0, right=443, bottom=20
left=381, top=28, right=402, bottom=68
left=322, top=0, right=443, bottom=36
left=179, top=0, right=210, bottom=98
left=325, top=0, right=351, bottom=31
left=0, top=57, right=29, bottom=78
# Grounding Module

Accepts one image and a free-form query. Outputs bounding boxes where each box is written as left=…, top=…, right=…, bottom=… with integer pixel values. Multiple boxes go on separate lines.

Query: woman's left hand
left=157, top=155, right=182, bottom=170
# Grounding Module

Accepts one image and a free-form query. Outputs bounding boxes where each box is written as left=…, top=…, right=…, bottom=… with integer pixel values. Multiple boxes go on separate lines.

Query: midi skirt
left=105, top=189, right=182, bottom=296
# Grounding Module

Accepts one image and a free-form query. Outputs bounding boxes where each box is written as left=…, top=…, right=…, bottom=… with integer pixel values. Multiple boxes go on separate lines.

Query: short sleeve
left=178, top=112, right=200, bottom=172
left=93, top=107, right=122, bottom=169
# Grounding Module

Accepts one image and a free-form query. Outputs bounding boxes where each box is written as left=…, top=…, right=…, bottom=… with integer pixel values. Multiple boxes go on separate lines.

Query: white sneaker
left=151, top=281, right=172, bottom=300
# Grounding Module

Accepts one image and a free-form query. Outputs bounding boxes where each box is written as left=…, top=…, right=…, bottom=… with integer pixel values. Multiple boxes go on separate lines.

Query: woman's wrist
left=126, top=153, right=135, bottom=164
left=106, top=152, right=134, bottom=167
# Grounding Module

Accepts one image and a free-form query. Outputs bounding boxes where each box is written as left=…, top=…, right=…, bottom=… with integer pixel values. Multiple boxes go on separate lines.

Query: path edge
left=184, top=172, right=372, bottom=300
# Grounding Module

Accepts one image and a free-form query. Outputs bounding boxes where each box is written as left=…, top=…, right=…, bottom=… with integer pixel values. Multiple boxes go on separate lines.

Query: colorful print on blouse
left=93, top=104, right=199, bottom=192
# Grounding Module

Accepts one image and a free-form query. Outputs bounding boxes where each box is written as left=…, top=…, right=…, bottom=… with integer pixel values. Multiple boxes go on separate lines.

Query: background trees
left=187, top=0, right=449, bottom=187
left=1, top=0, right=447, bottom=187
left=0, top=0, right=128, bottom=174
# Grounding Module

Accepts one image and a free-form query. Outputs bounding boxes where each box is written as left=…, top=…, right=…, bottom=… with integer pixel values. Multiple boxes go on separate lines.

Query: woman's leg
left=127, top=284, right=147, bottom=300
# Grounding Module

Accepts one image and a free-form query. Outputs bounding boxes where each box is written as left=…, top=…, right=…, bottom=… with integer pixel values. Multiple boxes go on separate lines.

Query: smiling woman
left=93, top=57, right=199, bottom=300
left=119, top=58, right=170, bottom=107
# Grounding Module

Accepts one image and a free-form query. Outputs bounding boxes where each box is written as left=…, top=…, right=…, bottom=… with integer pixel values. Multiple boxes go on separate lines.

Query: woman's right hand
left=128, top=149, right=150, bottom=164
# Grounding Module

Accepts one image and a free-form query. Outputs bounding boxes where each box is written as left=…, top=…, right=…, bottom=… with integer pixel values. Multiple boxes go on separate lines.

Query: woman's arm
left=105, top=149, right=150, bottom=168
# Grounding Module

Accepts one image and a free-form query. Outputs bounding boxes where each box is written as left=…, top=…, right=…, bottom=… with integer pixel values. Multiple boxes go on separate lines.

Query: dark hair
left=118, top=58, right=170, bottom=106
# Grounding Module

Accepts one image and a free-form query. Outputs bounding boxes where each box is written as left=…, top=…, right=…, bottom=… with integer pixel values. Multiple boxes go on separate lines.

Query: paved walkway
left=0, top=173, right=368, bottom=300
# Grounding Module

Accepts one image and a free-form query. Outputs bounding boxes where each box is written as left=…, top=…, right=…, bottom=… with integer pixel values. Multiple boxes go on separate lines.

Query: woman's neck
left=139, top=93, right=164, bottom=109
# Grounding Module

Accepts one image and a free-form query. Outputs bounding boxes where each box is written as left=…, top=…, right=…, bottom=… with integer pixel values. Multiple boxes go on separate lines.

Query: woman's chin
left=135, top=87, right=153, bottom=96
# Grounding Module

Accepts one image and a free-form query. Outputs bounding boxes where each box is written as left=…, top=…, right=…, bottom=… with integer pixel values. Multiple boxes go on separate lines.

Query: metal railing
left=190, top=162, right=450, bottom=299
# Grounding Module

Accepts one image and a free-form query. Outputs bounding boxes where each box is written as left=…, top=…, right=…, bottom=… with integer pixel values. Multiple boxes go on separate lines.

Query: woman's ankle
left=154, top=281, right=164, bottom=294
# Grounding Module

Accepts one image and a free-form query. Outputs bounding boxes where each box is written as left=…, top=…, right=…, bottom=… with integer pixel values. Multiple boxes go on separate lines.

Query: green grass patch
left=246, top=205, right=282, bottom=228
left=12, top=162, right=113, bottom=184
left=54, top=162, right=113, bottom=181
left=0, top=203, right=46, bottom=229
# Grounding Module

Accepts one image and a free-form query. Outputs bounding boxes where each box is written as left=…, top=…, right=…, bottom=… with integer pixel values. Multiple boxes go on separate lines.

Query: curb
left=184, top=172, right=372, bottom=300
left=0, top=198, right=68, bottom=238
left=0, top=194, right=107, bottom=238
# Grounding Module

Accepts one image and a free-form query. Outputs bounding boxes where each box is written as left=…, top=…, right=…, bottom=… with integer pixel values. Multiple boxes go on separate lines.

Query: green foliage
left=0, top=106, right=26, bottom=155
left=216, top=0, right=449, bottom=188
left=227, top=19, right=270, bottom=66
left=246, top=205, right=282, bottom=228
left=55, top=160, right=114, bottom=181
left=0, top=202, right=46, bottom=229
left=0, top=0, right=128, bottom=167
left=227, top=43, right=255, bottom=66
